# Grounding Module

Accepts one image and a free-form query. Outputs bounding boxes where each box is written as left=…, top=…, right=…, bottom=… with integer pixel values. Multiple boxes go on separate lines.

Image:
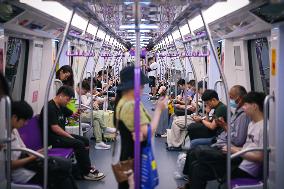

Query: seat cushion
left=232, top=178, right=263, bottom=188
left=48, top=148, right=73, bottom=158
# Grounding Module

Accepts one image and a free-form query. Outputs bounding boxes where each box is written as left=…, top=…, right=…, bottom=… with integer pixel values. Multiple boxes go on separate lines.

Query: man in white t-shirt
left=222, top=91, right=265, bottom=178
left=147, top=57, right=159, bottom=96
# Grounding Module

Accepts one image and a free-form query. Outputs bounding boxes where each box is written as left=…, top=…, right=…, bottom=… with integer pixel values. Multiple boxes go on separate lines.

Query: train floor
left=77, top=87, right=218, bottom=189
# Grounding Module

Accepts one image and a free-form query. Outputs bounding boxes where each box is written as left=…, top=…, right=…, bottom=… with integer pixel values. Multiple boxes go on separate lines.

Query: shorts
left=149, top=76, right=156, bottom=87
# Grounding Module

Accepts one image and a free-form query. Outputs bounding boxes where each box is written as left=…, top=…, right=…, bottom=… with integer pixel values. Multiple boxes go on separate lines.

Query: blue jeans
left=190, top=137, right=214, bottom=149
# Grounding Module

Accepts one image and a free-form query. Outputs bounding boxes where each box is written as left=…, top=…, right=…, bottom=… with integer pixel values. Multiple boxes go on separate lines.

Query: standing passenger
left=147, top=57, right=159, bottom=96
left=114, top=66, right=167, bottom=189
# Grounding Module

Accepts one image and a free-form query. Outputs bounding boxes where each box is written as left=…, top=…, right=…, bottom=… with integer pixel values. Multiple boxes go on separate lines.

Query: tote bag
left=141, top=125, right=159, bottom=189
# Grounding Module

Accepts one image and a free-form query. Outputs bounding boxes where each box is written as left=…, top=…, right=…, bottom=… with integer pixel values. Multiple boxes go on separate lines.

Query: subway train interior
left=0, top=0, right=284, bottom=189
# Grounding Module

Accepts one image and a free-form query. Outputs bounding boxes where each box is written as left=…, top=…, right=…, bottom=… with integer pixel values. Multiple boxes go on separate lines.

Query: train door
left=5, top=37, right=29, bottom=100
left=248, top=38, right=270, bottom=94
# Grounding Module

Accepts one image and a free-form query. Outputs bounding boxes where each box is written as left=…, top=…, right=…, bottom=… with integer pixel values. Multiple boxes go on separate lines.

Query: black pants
left=27, top=156, right=78, bottom=189
left=50, top=134, right=91, bottom=175
left=149, top=76, right=156, bottom=87
left=183, top=146, right=252, bottom=189
left=118, top=181, right=129, bottom=189
left=187, top=122, right=216, bottom=140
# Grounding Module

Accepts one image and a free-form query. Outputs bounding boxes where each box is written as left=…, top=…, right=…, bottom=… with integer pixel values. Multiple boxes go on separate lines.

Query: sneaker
left=104, top=127, right=116, bottom=134
left=95, top=142, right=111, bottom=150
left=84, top=170, right=105, bottom=181
left=161, top=133, right=167, bottom=138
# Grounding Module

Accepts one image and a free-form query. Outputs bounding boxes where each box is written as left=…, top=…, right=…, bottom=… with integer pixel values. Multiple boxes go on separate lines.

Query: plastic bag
left=173, top=153, right=187, bottom=180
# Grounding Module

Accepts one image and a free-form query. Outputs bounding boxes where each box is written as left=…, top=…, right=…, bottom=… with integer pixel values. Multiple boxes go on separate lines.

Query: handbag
left=141, top=125, right=159, bottom=189
left=111, top=108, right=134, bottom=183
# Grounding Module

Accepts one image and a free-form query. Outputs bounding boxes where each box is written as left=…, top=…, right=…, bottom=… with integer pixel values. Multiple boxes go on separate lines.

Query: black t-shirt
left=212, top=102, right=227, bottom=136
left=40, top=100, right=73, bottom=139
left=96, top=79, right=102, bottom=89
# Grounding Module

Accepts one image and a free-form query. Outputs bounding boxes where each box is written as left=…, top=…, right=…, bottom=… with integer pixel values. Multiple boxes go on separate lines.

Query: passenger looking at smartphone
left=76, top=80, right=116, bottom=150
left=179, top=91, right=265, bottom=189
left=183, top=85, right=251, bottom=177
left=188, top=89, right=227, bottom=140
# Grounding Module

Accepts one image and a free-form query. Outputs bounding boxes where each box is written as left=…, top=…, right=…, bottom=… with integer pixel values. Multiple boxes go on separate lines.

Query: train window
left=234, top=46, right=242, bottom=67
left=0, top=3, right=24, bottom=23
left=5, top=37, right=29, bottom=100
left=248, top=38, right=270, bottom=94
left=251, top=3, right=284, bottom=24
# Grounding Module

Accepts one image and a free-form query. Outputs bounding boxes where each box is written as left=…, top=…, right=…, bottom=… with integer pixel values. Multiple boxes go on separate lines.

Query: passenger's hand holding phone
left=156, top=96, right=168, bottom=111
left=192, top=115, right=202, bottom=122
left=72, top=110, right=80, bottom=118
left=221, top=145, right=240, bottom=154
left=215, top=117, right=227, bottom=129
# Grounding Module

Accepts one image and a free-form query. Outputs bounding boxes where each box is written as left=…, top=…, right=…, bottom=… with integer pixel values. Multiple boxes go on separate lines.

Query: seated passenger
left=40, top=86, right=105, bottom=181
left=11, top=101, right=78, bottom=189
left=179, top=91, right=265, bottom=189
left=55, top=65, right=74, bottom=88
left=187, top=89, right=227, bottom=141
left=183, top=85, right=251, bottom=175
left=174, top=79, right=194, bottom=105
left=166, top=83, right=207, bottom=149
left=188, top=85, right=250, bottom=149
left=76, top=80, right=116, bottom=150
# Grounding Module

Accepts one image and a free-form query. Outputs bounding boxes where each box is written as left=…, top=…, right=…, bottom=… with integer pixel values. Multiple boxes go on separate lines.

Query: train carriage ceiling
left=48, top=0, right=222, bottom=47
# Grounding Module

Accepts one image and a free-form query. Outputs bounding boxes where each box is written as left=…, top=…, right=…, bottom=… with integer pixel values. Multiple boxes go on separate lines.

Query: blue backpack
left=141, top=125, right=159, bottom=189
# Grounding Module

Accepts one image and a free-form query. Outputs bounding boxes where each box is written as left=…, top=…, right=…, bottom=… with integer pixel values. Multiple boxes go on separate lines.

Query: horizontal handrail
left=231, top=147, right=265, bottom=159
left=11, top=148, right=44, bottom=159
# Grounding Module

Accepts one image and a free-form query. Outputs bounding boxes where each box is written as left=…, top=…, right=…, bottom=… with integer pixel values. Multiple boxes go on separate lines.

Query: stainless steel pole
left=43, top=9, right=75, bottom=189
left=170, top=34, right=186, bottom=78
left=90, top=32, right=106, bottom=131
left=5, top=96, right=12, bottom=189
left=199, top=9, right=231, bottom=189
left=263, top=95, right=274, bottom=189
left=178, top=26, right=198, bottom=115
left=79, top=21, right=99, bottom=135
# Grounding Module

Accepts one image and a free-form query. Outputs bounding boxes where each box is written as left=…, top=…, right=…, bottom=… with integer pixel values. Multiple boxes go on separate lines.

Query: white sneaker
left=104, top=127, right=116, bottom=134
left=95, top=142, right=111, bottom=150
left=161, top=133, right=167, bottom=138
left=84, top=171, right=105, bottom=181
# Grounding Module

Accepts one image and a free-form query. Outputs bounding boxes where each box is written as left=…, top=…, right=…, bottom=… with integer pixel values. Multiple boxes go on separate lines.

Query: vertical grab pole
left=90, top=31, right=106, bottom=130
left=79, top=22, right=98, bottom=135
left=202, top=76, right=208, bottom=116
left=170, top=34, right=186, bottom=78
left=134, top=1, right=141, bottom=188
left=166, top=37, right=177, bottom=98
left=43, top=9, right=75, bottom=189
left=178, top=26, right=198, bottom=115
left=199, top=9, right=231, bottom=189
left=106, top=38, right=115, bottom=111
left=263, top=95, right=274, bottom=189
left=4, top=96, right=12, bottom=189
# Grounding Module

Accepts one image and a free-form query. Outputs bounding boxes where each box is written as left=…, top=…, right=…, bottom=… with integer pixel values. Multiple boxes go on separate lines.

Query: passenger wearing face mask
left=180, top=86, right=251, bottom=189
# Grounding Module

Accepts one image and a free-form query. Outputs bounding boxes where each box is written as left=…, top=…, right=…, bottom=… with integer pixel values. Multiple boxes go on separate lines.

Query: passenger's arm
left=222, top=146, right=263, bottom=162
left=11, top=156, right=37, bottom=169
left=51, top=125, right=74, bottom=138
left=133, top=97, right=168, bottom=141
left=202, top=119, right=218, bottom=130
